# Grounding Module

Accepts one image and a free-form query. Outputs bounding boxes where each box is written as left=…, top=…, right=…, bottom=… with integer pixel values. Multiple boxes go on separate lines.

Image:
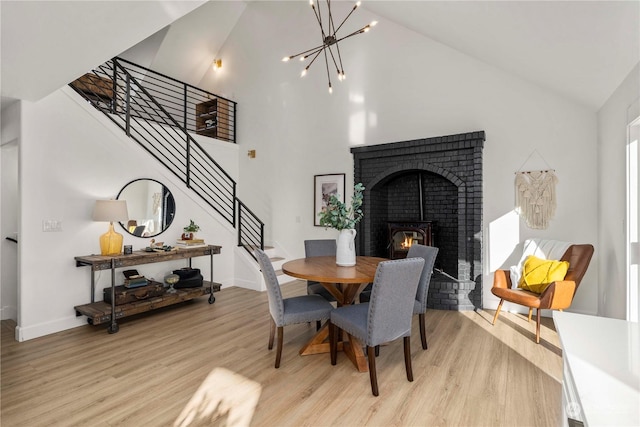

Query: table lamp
left=93, top=199, right=129, bottom=256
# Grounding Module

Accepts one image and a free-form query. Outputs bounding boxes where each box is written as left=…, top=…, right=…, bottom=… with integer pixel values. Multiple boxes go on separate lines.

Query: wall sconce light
left=212, top=58, right=222, bottom=71
left=247, top=150, right=256, bottom=158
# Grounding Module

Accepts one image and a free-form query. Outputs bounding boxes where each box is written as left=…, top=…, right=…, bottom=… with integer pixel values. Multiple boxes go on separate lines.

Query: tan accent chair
left=491, top=242, right=594, bottom=343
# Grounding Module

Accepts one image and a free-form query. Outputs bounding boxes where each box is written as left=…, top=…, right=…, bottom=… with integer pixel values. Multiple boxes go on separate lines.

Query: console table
left=74, top=245, right=221, bottom=333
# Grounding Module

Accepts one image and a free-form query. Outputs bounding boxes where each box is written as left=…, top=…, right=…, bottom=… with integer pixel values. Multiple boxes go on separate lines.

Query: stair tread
left=271, top=257, right=285, bottom=262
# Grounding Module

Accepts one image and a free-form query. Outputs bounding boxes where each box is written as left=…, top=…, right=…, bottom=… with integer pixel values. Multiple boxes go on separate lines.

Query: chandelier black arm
left=327, top=41, right=343, bottom=74
left=306, top=48, right=324, bottom=70
left=333, top=2, right=360, bottom=34
left=327, top=0, right=337, bottom=40
left=332, top=24, right=369, bottom=44
left=285, top=42, right=327, bottom=61
left=323, top=45, right=332, bottom=90
left=310, top=1, right=329, bottom=42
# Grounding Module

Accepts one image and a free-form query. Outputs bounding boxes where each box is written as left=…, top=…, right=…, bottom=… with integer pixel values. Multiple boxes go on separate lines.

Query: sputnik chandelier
left=282, top=0, right=377, bottom=93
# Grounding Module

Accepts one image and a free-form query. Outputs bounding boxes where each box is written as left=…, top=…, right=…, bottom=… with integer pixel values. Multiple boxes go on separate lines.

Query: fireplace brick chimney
left=351, top=131, right=484, bottom=310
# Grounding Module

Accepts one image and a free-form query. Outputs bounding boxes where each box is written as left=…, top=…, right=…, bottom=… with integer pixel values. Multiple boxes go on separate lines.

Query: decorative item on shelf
left=282, top=0, right=377, bottom=93
left=164, top=274, right=180, bottom=294
left=172, top=267, right=204, bottom=288
left=176, top=238, right=206, bottom=248
left=144, top=244, right=176, bottom=252
left=181, top=219, right=200, bottom=240
left=93, top=199, right=129, bottom=256
left=318, top=183, right=365, bottom=266
left=122, top=269, right=148, bottom=289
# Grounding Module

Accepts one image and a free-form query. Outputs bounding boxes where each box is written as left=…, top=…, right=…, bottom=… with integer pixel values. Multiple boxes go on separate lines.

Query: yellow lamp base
left=99, top=222, right=124, bottom=256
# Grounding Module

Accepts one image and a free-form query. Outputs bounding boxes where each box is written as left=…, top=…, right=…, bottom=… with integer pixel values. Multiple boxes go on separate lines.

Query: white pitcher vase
left=336, top=229, right=357, bottom=267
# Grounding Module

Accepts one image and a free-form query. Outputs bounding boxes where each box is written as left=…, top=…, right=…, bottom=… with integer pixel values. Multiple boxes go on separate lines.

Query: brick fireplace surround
left=351, top=131, right=484, bottom=310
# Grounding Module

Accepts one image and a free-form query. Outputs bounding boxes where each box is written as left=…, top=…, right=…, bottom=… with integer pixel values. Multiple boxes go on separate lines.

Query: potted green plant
left=318, top=183, right=365, bottom=266
left=181, top=219, right=200, bottom=240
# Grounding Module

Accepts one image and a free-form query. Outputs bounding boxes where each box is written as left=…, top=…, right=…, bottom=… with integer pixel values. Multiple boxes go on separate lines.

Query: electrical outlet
left=42, top=220, right=63, bottom=232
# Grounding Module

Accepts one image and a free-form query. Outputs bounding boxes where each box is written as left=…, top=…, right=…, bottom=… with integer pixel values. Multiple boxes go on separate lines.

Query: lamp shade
left=93, top=200, right=129, bottom=223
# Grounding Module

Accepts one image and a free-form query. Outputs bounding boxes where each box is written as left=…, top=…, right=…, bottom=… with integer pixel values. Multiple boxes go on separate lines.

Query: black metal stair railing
left=237, top=200, right=264, bottom=255
left=69, top=58, right=264, bottom=259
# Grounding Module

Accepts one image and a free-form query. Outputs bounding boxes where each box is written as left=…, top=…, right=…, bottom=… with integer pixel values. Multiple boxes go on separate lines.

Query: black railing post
left=183, top=84, right=191, bottom=188
left=260, top=223, right=265, bottom=250
left=183, top=84, right=188, bottom=131
left=237, top=201, right=243, bottom=247
left=125, top=73, right=131, bottom=137
left=232, top=183, right=237, bottom=228
left=233, top=103, right=237, bottom=144
left=185, top=135, right=191, bottom=189
left=111, top=58, right=118, bottom=114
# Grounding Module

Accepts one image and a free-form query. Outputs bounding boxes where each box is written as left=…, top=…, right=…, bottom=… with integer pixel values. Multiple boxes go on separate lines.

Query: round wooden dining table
left=281, top=255, right=387, bottom=372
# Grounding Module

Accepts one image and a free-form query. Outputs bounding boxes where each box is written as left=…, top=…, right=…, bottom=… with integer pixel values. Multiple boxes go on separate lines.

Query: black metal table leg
left=108, top=258, right=118, bottom=334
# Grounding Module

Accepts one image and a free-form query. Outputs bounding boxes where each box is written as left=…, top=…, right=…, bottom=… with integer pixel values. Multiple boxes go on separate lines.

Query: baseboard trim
left=15, top=315, right=86, bottom=342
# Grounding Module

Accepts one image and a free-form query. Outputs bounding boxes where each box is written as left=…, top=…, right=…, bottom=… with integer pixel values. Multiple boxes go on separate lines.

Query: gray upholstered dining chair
left=255, top=249, right=334, bottom=368
left=360, top=244, right=439, bottom=350
left=304, top=239, right=337, bottom=302
left=407, top=244, right=439, bottom=350
left=329, top=257, right=425, bottom=396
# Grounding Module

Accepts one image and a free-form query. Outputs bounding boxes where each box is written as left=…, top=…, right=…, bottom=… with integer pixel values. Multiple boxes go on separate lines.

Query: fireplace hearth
left=351, top=131, right=484, bottom=310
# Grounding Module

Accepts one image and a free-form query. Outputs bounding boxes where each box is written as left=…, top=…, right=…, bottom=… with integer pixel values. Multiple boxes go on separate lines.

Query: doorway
left=627, top=117, right=639, bottom=322
left=1, top=139, right=19, bottom=322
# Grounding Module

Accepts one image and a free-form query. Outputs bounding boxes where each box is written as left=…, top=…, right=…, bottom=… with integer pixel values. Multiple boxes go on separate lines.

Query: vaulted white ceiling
left=2, top=1, right=638, bottom=111
left=362, top=1, right=639, bottom=110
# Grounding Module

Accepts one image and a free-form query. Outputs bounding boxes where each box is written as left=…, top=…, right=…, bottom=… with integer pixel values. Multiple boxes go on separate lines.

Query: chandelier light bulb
left=282, top=0, right=376, bottom=93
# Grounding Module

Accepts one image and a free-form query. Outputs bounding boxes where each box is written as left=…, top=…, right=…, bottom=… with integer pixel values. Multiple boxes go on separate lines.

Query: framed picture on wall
left=314, top=173, right=345, bottom=226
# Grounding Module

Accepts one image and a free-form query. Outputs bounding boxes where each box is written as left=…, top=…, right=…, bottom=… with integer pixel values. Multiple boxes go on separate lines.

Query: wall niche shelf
left=195, top=98, right=232, bottom=141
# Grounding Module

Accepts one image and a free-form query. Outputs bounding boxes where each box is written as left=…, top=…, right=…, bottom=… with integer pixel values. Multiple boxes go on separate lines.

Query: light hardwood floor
left=1, top=281, right=564, bottom=426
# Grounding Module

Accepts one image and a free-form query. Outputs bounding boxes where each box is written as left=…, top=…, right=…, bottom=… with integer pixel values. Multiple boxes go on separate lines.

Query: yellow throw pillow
left=519, top=255, right=569, bottom=294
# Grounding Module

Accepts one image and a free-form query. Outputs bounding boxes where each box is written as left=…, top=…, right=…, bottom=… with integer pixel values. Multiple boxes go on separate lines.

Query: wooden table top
left=281, top=256, right=387, bottom=284
left=75, top=245, right=222, bottom=270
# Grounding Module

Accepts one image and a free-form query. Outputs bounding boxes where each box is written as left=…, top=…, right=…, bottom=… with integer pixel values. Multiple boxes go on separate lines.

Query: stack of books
left=124, top=275, right=148, bottom=288
left=176, top=238, right=206, bottom=248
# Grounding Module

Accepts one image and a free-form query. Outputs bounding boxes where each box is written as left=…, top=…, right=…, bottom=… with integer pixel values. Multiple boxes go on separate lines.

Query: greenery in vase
left=318, top=183, right=365, bottom=230
left=183, top=219, right=200, bottom=233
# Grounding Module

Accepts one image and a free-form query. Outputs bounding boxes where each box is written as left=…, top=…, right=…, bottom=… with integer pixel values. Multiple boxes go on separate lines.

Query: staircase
left=263, top=247, right=297, bottom=286
left=69, top=57, right=264, bottom=260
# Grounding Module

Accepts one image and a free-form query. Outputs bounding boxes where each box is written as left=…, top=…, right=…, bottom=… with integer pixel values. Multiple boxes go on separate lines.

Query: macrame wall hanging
left=514, top=150, right=558, bottom=230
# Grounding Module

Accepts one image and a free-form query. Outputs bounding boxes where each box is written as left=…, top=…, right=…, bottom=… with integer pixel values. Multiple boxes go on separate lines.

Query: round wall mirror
left=117, top=178, right=176, bottom=237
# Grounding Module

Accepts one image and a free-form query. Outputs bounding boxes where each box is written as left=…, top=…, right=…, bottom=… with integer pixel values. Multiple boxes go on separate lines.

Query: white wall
left=15, top=87, right=238, bottom=341
left=201, top=1, right=600, bottom=314
left=597, top=63, right=640, bottom=319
